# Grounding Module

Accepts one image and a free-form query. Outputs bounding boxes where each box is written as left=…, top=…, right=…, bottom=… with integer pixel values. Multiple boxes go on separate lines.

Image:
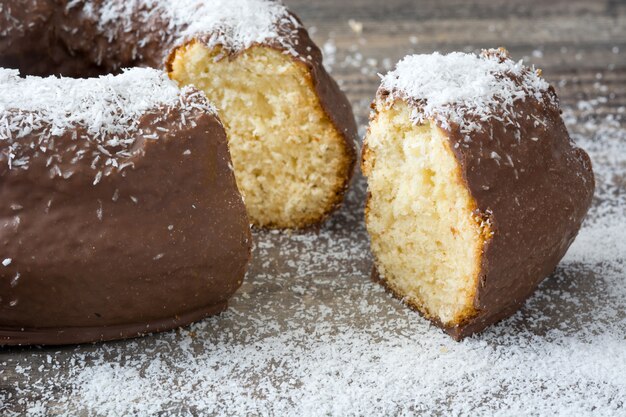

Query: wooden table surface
left=1, top=1, right=625, bottom=416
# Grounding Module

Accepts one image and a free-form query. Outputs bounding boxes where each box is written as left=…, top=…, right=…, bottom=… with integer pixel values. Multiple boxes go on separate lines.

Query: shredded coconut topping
left=379, top=49, right=553, bottom=132
left=74, top=0, right=301, bottom=56
left=0, top=68, right=215, bottom=173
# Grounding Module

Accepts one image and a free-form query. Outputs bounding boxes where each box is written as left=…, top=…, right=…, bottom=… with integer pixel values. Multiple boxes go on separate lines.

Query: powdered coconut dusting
left=0, top=67, right=215, bottom=173
left=1, top=95, right=624, bottom=415
left=69, top=0, right=301, bottom=57
left=379, top=49, right=553, bottom=132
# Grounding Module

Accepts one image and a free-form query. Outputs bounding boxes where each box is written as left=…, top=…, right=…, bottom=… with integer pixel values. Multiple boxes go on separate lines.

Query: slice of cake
left=362, top=49, right=594, bottom=339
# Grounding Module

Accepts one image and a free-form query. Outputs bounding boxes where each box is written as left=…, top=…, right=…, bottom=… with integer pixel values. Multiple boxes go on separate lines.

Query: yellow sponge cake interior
left=363, top=100, right=490, bottom=326
left=170, top=43, right=353, bottom=229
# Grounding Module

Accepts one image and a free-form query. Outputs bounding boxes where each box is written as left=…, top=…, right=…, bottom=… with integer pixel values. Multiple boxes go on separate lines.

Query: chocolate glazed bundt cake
left=0, top=0, right=358, bottom=229
left=0, top=68, right=251, bottom=345
left=362, top=49, right=594, bottom=340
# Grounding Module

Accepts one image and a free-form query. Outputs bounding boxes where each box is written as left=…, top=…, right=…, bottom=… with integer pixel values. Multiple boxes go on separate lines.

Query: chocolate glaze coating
left=444, top=90, right=595, bottom=339
left=0, top=1, right=358, bottom=224
left=0, top=91, right=252, bottom=345
left=369, top=63, right=594, bottom=340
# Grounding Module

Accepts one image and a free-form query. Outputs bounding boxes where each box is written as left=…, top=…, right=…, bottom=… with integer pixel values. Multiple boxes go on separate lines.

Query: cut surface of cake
left=163, top=2, right=357, bottom=229
left=362, top=49, right=595, bottom=339
left=169, top=42, right=354, bottom=228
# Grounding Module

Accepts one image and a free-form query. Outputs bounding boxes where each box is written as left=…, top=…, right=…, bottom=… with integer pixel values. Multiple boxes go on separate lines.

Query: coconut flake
left=83, top=0, right=301, bottom=57
left=0, top=68, right=215, bottom=173
left=379, top=49, right=552, bottom=133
